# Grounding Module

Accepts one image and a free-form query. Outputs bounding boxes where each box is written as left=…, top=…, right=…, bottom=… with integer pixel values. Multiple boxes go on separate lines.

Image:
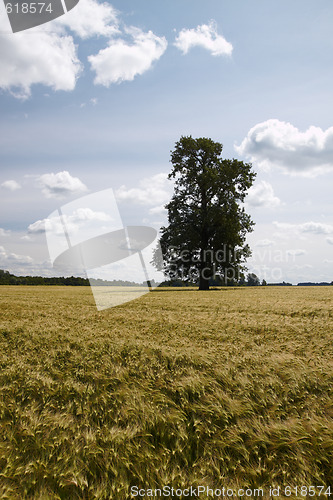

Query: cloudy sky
left=1, top=0, right=333, bottom=284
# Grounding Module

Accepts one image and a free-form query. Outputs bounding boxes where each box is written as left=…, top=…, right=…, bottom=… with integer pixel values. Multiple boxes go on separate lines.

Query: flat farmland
left=0, top=286, right=332, bottom=499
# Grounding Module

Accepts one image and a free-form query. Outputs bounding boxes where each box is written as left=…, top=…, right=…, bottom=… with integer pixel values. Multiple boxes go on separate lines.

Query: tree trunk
left=199, top=275, right=210, bottom=290
left=199, top=177, right=210, bottom=291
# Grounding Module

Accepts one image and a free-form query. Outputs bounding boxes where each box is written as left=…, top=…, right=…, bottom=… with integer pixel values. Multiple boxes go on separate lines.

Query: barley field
left=0, top=285, right=332, bottom=499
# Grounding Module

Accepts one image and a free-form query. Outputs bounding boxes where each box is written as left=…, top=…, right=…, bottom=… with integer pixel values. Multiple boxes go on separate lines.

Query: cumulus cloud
left=273, top=221, right=333, bottom=235
left=326, top=237, right=333, bottom=245
left=0, top=245, right=33, bottom=266
left=300, top=222, right=333, bottom=234
left=174, top=21, right=232, bottom=57
left=71, top=207, right=111, bottom=221
left=0, top=16, right=82, bottom=99
left=28, top=208, right=111, bottom=235
left=116, top=173, right=172, bottom=207
left=236, top=119, right=333, bottom=177
left=0, top=0, right=170, bottom=98
left=286, top=249, right=306, bottom=257
left=246, top=181, right=280, bottom=208
left=37, top=171, right=88, bottom=198
left=255, top=239, right=275, bottom=247
left=1, top=180, right=21, bottom=191
left=0, top=228, right=10, bottom=237
left=27, top=220, right=49, bottom=235
left=88, top=27, right=168, bottom=85
left=0, top=0, right=151, bottom=98
left=53, top=0, right=119, bottom=39
left=0, top=245, right=57, bottom=276
left=149, top=204, right=167, bottom=215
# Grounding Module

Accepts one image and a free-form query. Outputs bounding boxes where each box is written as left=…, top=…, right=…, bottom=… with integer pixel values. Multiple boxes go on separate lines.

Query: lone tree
left=155, top=136, right=256, bottom=290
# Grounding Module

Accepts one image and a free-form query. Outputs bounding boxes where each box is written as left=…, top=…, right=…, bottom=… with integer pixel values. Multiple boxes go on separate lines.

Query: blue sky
left=1, top=0, right=333, bottom=284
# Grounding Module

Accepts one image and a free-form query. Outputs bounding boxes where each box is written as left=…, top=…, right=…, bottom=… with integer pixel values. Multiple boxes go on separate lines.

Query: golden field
left=0, top=285, right=332, bottom=499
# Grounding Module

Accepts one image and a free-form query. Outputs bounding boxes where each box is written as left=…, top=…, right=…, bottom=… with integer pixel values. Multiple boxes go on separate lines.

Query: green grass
left=0, top=286, right=332, bottom=499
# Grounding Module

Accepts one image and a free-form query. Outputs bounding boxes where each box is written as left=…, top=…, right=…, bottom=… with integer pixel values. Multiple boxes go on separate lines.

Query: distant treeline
left=158, top=279, right=333, bottom=287
left=0, top=270, right=144, bottom=287
left=297, top=282, right=333, bottom=286
left=1, top=269, right=332, bottom=287
left=0, top=269, right=89, bottom=286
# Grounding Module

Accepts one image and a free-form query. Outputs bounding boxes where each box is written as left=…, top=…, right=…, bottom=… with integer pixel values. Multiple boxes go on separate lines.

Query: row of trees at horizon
left=0, top=270, right=141, bottom=287
left=1, top=269, right=332, bottom=287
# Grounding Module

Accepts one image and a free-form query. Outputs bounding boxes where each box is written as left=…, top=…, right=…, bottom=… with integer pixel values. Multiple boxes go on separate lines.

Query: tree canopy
left=155, top=136, right=256, bottom=290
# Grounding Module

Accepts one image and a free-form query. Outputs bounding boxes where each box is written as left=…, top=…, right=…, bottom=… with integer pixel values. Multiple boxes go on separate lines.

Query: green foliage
left=0, top=286, right=332, bottom=498
left=247, top=273, right=260, bottom=287
left=0, top=270, right=89, bottom=286
left=156, top=137, right=256, bottom=290
left=0, top=270, right=145, bottom=287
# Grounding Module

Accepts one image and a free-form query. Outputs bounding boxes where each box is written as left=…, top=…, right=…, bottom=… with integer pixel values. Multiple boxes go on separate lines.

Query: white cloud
left=72, top=207, right=111, bottom=221
left=0, top=228, right=10, bottom=237
left=149, top=204, right=167, bottom=215
left=0, top=16, right=81, bottom=99
left=286, top=249, right=307, bottom=257
left=0, top=245, right=33, bottom=267
left=28, top=208, right=111, bottom=235
left=0, top=0, right=168, bottom=97
left=0, top=0, right=118, bottom=98
left=27, top=220, right=48, bottom=235
left=273, top=221, right=333, bottom=235
left=37, top=171, right=88, bottom=198
left=174, top=21, right=233, bottom=57
left=88, top=27, right=168, bottom=85
left=300, top=222, right=333, bottom=234
left=255, top=239, right=275, bottom=247
left=246, top=181, right=280, bottom=208
left=53, top=0, right=119, bottom=39
left=0, top=245, right=57, bottom=276
left=326, top=237, right=333, bottom=245
left=1, top=180, right=21, bottom=191
left=116, top=173, right=172, bottom=206
left=236, top=119, right=333, bottom=177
